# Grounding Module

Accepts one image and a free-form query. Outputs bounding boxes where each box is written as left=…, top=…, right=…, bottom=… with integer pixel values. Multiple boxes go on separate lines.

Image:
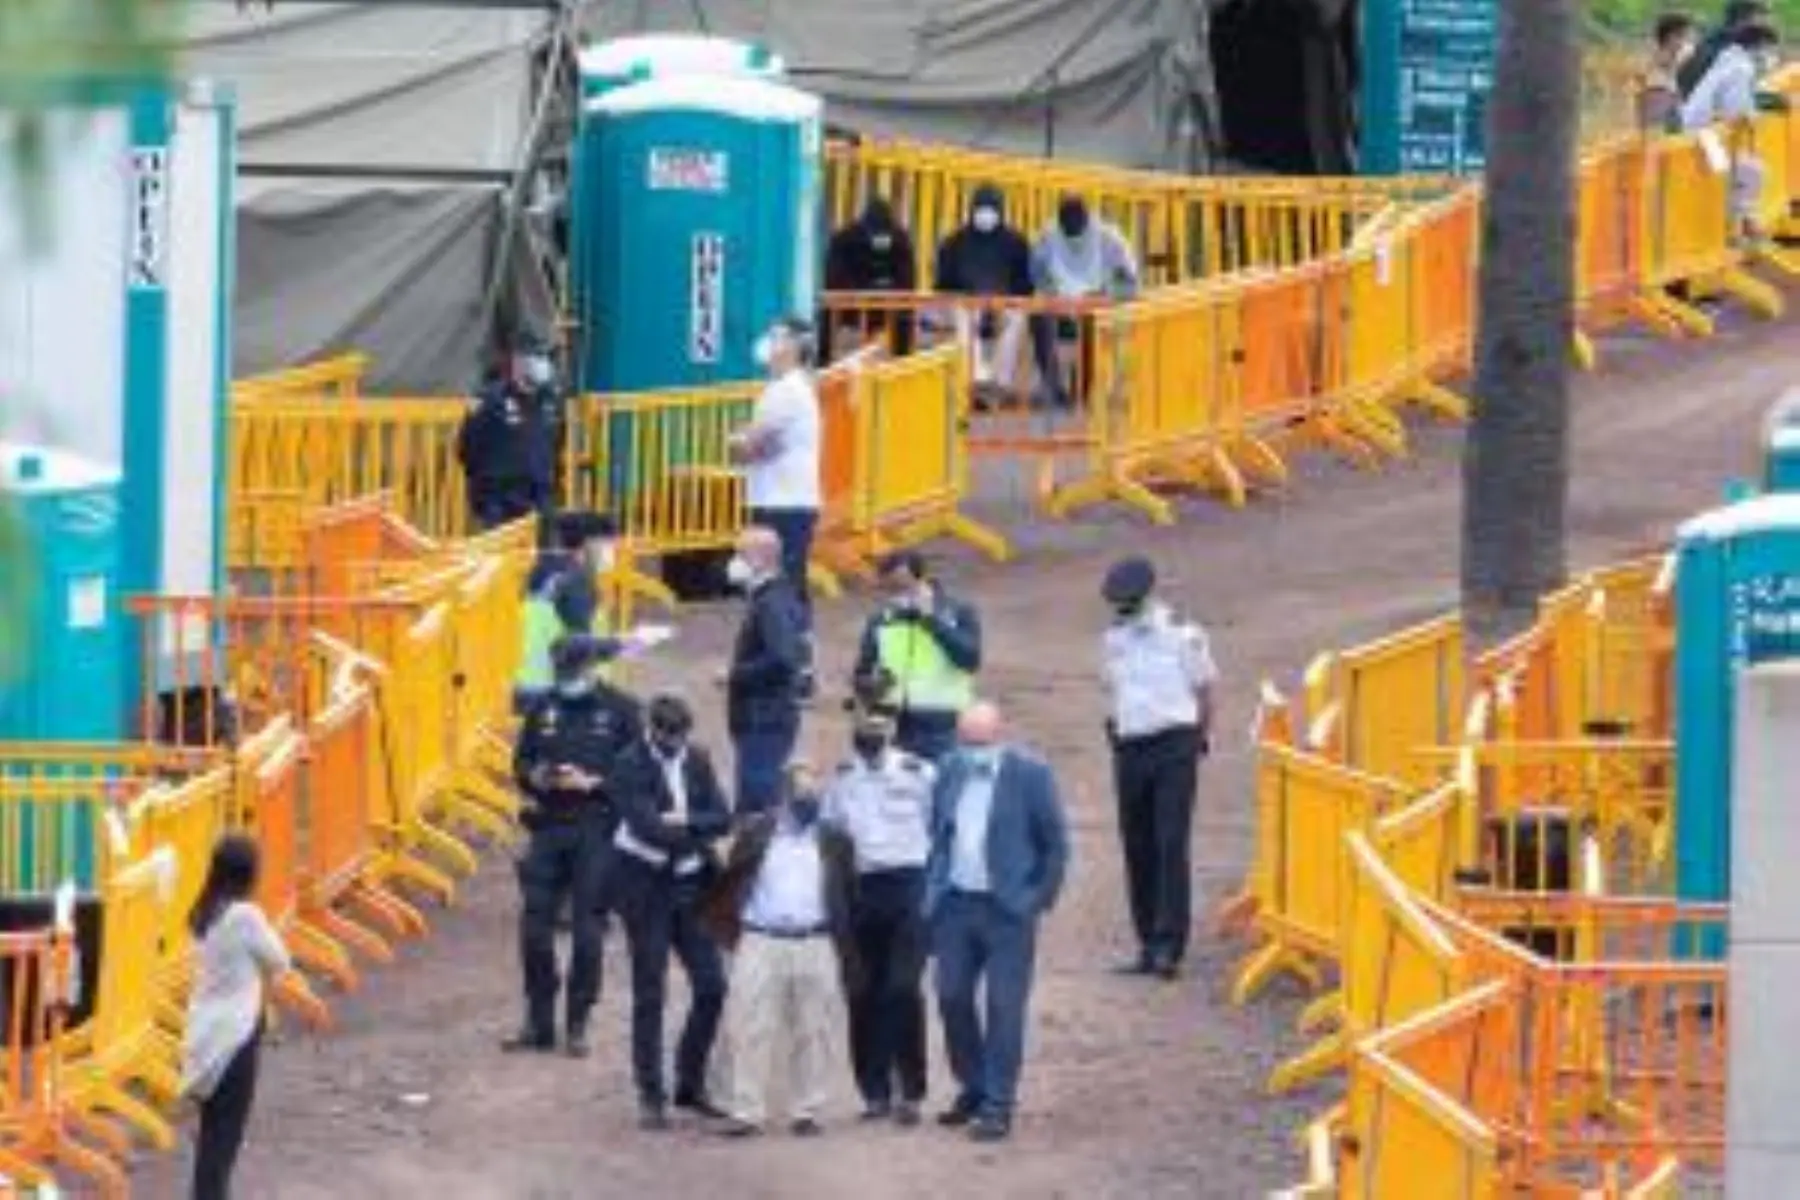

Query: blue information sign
left=1360, top=0, right=1495, bottom=175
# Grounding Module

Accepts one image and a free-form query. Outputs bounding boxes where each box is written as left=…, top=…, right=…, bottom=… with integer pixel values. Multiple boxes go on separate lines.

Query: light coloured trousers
left=724, top=933, right=841, bottom=1126
left=953, top=308, right=1026, bottom=388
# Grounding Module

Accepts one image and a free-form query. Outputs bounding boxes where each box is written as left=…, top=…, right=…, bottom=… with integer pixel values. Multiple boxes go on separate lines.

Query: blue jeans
left=733, top=723, right=800, bottom=816
left=932, top=891, right=1039, bottom=1118
left=749, top=506, right=817, bottom=626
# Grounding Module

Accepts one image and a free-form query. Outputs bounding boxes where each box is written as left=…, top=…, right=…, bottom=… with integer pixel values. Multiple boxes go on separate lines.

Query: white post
left=1727, top=659, right=1800, bottom=1195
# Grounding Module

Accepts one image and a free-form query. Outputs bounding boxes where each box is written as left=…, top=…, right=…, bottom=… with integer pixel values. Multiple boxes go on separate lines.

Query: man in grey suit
left=923, top=700, right=1070, bottom=1143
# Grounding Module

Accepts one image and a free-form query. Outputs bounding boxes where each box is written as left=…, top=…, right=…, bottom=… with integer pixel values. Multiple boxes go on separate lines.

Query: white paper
left=68, top=576, right=107, bottom=630
left=1374, top=239, right=1393, bottom=287
left=621, top=624, right=676, bottom=656
left=1698, top=129, right=1730, bottom=175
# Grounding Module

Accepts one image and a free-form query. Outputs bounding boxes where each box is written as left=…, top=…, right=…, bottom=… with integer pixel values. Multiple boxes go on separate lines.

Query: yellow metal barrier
left=232, top=353, right=367, bottom=404
left=1640, top=127, right=1783, bottom=334
left=1307, top=612, right=1465, bottom=788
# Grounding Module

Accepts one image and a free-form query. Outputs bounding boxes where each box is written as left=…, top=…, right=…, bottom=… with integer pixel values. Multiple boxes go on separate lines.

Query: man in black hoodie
left=823, top=196, right=917, bottom=361
left=933, top=184, right=1035, bottom=404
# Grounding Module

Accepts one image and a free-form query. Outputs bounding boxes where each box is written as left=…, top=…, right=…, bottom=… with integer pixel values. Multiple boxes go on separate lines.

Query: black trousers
left=1112, top=725, right=1201, bottom=963
left=615, top=857, right=728, bottom=1105
left=192, top=1028, right=261, bottom=1200
left=517, top=817, right=612, bottom=1034
left=1028, top=312, right=1096, bottom=403
left=848, top=867, right=929, bottom=1105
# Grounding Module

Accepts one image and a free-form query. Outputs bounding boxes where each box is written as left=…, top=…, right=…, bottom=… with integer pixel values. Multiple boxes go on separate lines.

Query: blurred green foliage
left=1588, top=0, right=1800, bottom=37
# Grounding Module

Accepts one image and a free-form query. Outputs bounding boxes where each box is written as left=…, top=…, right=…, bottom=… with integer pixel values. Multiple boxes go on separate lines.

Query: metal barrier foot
left=291, top=923, right=360, bottom=993
left=1229, top=940, right=1323, bottom=1007
left=1213, top=889, right=1258, bottom=937
left=1267, top=1029, right=1346, bottom=1096
left=1571, top=330, right=1599, bottom=371
left=308, top=906, right=397, bottom=966
left=346, top=877, right=430, bottom=939
left=609, top=566, right=679, bottom=613
left=1045, top=474, right=1174, bottom=525
left=1403, top=381, right=1469, bottom=423
left=1226, top=435, right=1290, bottom=490
left=415, top=819, right=482, bottom=878
left=1296, top=990, right=1342, bottom=1035
left=944, top=514, right=1013, bottom=562
left=1716, top=267, right=1784, bottom=318
left=1280, top=415, right=1384, bottom=471
left=807, top=563, right=844, bottom=600
left=83, top=1082, right=177, bottom=1152
left=439, top=790, right=521, bottom=848
left=1346, top=399, right=1410, bottom=458
left=379, top=851, right=459, bottom=907
left=66, top=1107, right=134, bottom=1159
left=1635, top=291, right=1713, bottom=338
left=1753, top=243, right=1800, bottom=279
left=273, top=970, right=333, bottom=1030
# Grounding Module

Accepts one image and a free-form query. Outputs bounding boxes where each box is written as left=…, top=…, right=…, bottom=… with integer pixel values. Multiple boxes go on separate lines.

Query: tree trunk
left=1460, top=0, right=1581, bottom=646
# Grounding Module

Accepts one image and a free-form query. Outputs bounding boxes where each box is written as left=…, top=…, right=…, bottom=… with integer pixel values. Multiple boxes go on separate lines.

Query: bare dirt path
left=136, top=307, right=1800, bottom=1199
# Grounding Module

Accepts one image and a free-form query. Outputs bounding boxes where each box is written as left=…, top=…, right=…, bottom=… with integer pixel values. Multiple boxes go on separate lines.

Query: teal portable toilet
left=1674, top=493, right=1800, bottom=955
left=567, top=35, right=787, bottom=377
left=1762, top=388, right=1800, bottom=494
left=0, top=442, right=125, bottom=891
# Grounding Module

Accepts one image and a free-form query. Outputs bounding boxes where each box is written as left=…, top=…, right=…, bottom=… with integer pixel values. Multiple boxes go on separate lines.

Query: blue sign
left=1733, top=572, right=1800, bottom=666
left=1361, top=0, right=1495, bottom=175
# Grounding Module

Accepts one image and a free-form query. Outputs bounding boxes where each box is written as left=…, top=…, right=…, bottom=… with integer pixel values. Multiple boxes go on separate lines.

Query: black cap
left=1102, top=556, right=1156, bottom=605
left=555, top=509, right=616, bottom=549
left=551, top=633, right=615, bottom=680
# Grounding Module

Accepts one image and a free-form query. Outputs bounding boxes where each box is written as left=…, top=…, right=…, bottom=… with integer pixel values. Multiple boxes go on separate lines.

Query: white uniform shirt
left=614, top=742, right=705, bottom=875
left=1102, top=602, right=1218, bottom=740
left=182, top=901, right=290, bottom=1099
left=825, top=749, right=936, bottom=873
left=745, top=368, right=821, bottom=510
left=948, top=758, right=999, bottom=893
left=743, top=822, right=827, bottom=931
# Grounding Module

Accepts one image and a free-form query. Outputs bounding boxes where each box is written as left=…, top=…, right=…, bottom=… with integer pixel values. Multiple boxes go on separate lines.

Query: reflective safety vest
left=515, top=574, right=609, bottom=692
left=876, top=619, right=972, bottom=715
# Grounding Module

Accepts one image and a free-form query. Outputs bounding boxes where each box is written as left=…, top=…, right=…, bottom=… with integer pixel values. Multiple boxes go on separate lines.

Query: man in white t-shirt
left=730, top=316, right=823, bottom=629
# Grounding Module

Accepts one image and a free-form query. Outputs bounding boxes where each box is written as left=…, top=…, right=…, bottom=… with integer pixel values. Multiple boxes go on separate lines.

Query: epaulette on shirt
left=896, top=752, right=928, bottom=773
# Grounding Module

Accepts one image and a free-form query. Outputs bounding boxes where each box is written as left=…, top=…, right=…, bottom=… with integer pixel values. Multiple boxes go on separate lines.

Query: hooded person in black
left=823, top=197, right=918, bottom=360
left=932, top=185, right=1035, bottom=401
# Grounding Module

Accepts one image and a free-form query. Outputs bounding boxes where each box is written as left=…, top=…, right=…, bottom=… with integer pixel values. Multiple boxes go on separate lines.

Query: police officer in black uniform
left=456, top=344, right=555, bottom=533
left=507, top=634, right=642, bottom=1056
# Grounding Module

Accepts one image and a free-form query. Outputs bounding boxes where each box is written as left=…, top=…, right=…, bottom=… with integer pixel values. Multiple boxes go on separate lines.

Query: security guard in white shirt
left=1100, top=556, right=1217, bottom=981
left=823, top=701, right=937, bottom=1126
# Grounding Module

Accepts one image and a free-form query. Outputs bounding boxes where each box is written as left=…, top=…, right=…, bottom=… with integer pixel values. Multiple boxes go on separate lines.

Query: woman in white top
left=183, top=834, right=292, bottom=1200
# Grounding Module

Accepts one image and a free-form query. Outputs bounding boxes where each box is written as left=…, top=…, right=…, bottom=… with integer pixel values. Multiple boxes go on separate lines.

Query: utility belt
left=744, top=923, right=830, bottom=941
left=522, top=794, right=616, bottom=831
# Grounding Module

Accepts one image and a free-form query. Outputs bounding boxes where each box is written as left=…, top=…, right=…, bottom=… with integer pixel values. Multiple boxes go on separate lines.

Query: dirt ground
left=134, top=303, right=1800, bottom=1199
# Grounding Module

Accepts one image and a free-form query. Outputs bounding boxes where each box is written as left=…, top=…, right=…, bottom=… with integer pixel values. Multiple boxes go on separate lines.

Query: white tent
left=184, top=0, right=1224, bottom=391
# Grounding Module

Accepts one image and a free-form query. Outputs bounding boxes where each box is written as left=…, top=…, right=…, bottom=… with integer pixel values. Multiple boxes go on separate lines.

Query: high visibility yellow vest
left=515, top=575, right=610, bottom=691
left=876, top=619, right=972, bottom=715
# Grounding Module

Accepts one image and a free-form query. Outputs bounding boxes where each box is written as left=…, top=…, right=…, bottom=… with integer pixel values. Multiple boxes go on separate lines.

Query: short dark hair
left=555, top=510, right=615, bottom=550
left=1655, top=11, right=1697, bottom=44
left=1725, top=0, right=1771, bottom=25
left=875, top=549, right=927, bottom=581
left=1734, top=16, right=1779, bottom=46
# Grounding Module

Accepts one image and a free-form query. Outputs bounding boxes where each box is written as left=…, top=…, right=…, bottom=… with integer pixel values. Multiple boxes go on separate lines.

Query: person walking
left=729, top=316, right=822, bottom=631
left=851, top=550, right=983, bottom=764
left=702, top=763, right=860, bottom=1138
left=823, top=703, right=936, bottom=1126
left=925, top=701, right=1069, bottom=1143
left=1099, top=556, right=1218, bottom=981
left=182, top=834, right=300, bottom=1200
left=506, top=634, right=641, bottom=1057
left=612, top=693, right=733, bottom=1130
left=722, top=526, right=810, bottom=816
left=514, top=510, right=621, bottom=714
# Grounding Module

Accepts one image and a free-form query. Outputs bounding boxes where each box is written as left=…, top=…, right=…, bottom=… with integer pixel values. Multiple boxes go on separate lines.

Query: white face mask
left=971, top=207, right=1000, bottom=233
left=594, top=542, right=616, bottom=572
left=522, top=355, right=553, bottom=386
left=725, top=555, right=754, bottom=588
left=869, top=232, right=893, bottom=252
left=752, top=334, right=775, bottom=369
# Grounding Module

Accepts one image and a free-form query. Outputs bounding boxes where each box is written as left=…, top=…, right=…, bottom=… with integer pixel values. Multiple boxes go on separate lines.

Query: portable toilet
left=1762, top=387, right=1800, bottom=494
left=1673, top=492, right=1800, bottom=954
left=567, top=34, right=787, bottom=369
left=581, top=74, right=822, bottom=392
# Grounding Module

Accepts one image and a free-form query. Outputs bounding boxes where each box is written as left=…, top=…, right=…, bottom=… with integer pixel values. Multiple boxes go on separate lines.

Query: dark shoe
left=673, top=1090, right=728, bottom=1121
left=500, top=1025, right=556, bottom=1054
left=564, top=1019, right=592, bottom=1058
left=860, top=1099, right=893, bottom=1123
left=714, top=1118, right=762, bottom=1139
left=937, top=1097, right=981, bottom=1128
left=638, top=1102, right=670, bottom=1132
left=1150, top=952, right=1181, bottom=982
left=893, top=1100, right=921, bottom=1128
left=790, top=1118, right=823, bottom=1137
left=1112, top=951, right=1155, bottom=976
left=968, top=1114, right=1012, bottom=1143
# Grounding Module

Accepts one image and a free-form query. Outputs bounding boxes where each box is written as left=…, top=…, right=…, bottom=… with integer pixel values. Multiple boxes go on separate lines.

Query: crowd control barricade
left=0, top=925, right=124, bottom=1197
left=1305, top=613, right=1465, bottom=789
left=294, top=492, right=438, bottom=597
left=1229, top=742, right=1411, bottom=1005
left=228, top=488, right=311, bottom=576
left=232, top=353, right=367, bottom=405
left=1639, top=128, right=1783, bottom=335
left=0, top=748, right=193, bottom=894
left=231, top=395, right=469, bottom=541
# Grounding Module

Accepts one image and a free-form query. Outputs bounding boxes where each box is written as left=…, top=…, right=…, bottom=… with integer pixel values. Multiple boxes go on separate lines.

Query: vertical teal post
left=1360, top=0, right=1402, bottom=173
left=120, top=86, right=172, bottom=730
left=212, top=91, right=237, bottom=599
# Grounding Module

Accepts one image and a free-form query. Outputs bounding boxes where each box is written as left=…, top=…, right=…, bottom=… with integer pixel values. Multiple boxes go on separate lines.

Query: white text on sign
left=650, top=149, right=729, bottom=194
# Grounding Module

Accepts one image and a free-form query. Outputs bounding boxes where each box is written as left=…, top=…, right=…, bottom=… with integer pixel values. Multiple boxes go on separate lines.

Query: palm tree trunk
left=1460, top=0, right=1581, bottom=645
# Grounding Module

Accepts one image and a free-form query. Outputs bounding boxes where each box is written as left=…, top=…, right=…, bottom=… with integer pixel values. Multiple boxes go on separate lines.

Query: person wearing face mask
left=925, top=701, right=1069, bottom=1143
left=1677, top=0, right=1771, bottom=97
left=456, top=338, right=556, bottom=532
left=1099, top=556, right=1217, bottom=982
left=850, top=550, right=983, bottom=764
left=721, top=526, right=811, bottom=815
left=823, top=196, right=918, bottom=361
left=729, top=317, right=823, bottom=640
left=823, top=703, right=937, bottom=1126
left=514, top=510, right=621, bottom=715
left=513, top=330, right=569, bottom=505
left=611, top=693, right=733, bottom=1130
left=933, top=183, right=1035, bottom=405
left=1029, top=194, right=1140, bottom=410
left=507, top=634, right=643, bottom=1058
left=701, top=762, right=860, bottom=1137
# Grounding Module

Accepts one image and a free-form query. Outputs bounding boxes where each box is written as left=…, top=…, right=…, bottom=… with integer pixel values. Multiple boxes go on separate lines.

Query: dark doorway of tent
left=1210, top=0, right=1359, bottom=175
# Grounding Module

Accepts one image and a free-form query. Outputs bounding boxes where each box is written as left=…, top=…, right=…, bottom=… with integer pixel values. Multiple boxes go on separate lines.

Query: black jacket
left=699, top=814, right=861, bottom=994
left=613, top=738, right=732, bottom=891
left=933, top=188, right=1034, bottom=299
left=512, top=684, right=642, bottom=828
left=825, top=207, right=917, bottom=293
left=456, top=380, right=554, bottom=514
left=727, top=576, right=808, bottom=735
left=852, top=583, right=983, bottom=714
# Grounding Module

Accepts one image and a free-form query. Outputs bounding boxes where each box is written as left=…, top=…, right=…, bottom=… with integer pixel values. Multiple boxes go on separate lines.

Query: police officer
left=823, top=699, right=937, bottom=1126
left=456, top=345, right=555, bottom=533
left=1099, top=556, right=1217, bottom=981
left=507, top=634, right=642, bottom=1056
left=515, top=511, right=619, bottom=715
left=514, top=330, right=569, bottom=502
left=851, top=551, right=983, bottom=763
